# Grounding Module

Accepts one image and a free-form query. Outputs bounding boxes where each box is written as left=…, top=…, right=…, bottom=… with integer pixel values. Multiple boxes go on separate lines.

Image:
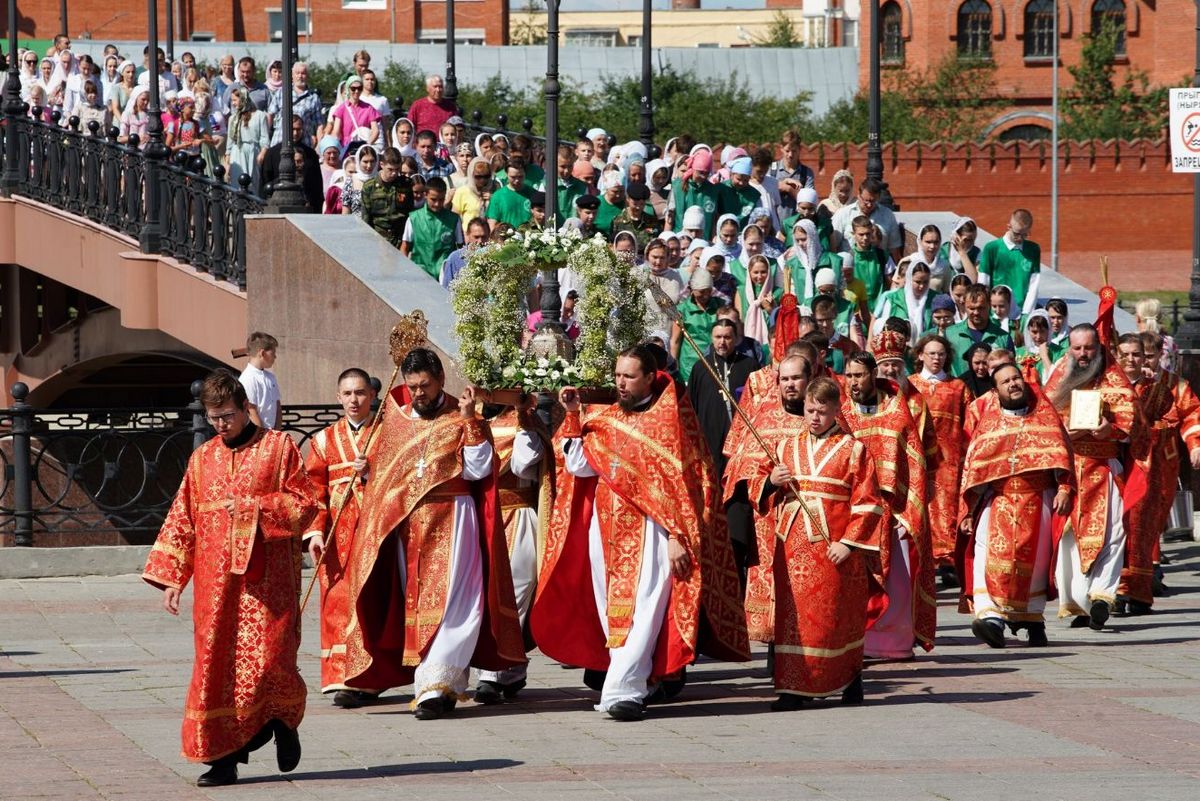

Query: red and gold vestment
left=908, top=374, right=972, bottom=566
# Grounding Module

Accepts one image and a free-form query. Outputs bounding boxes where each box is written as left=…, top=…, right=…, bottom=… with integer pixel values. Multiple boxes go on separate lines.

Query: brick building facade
left=2, top=0, right=509, bottom=47
left=862, top=1, right=1191, bottom=140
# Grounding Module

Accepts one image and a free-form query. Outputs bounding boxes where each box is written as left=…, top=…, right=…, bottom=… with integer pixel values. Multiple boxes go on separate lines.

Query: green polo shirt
left=556, top=177, right=588, bottom=220
left=670, top=177, right=724, bottom=240
left=486, top=184, right=534, bottom=229
left=676, top=296, right=722, bottom=384
left=944, top=319, right=1014, bottom=378
left=406, top=205, right=461, bottom=280
left=722, top=181, right=761, bottom=228
left=851, top=246, right=889, bottom=309
left=979, top=238, right=1040, bottom=311
left=596, top=198, right=622, bottom=237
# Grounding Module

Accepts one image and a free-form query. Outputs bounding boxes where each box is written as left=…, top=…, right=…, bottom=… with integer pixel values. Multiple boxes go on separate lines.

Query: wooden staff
left=300, top=313, right=428, bottom=614
left=652, top=283, right=831, bottom=544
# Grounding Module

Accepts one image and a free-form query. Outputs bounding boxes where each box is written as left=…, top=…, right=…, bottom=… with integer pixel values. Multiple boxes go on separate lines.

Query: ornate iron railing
left=1, top=110, right=263, bottom=290
left=0, top=381, right=343, bottom=546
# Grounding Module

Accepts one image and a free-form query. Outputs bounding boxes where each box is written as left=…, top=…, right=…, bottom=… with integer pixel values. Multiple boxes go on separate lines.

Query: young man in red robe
left=144, top=370, right=319, bottom=787
left=531, top=345, right=750, bottom=721
left=1044, top=324, right=1142, bottom=629
left=958, top=362, right=1075, bottom=648
left=1117, top=332, right=1200, bottom=614
left=341, top=348, right=525, bottom=720
left=841, top=349, right=936, bottom=659
left=303, top=368, right=378, bottom=708
left=751, top=376, right=884, bottom=709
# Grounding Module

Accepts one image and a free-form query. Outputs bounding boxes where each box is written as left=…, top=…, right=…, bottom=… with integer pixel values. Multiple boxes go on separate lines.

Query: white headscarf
left=392, top=117, right=417, bottom=157
left=122, top=85, right=148, bottom=120
left=1023, top=309, right=1051, bottom=349
left=789, top=218, right=822, bottom=299
left=902, top=264, right=933, bottom=346
left=355, top=143, right=379, bottom=179
left=740, top=255, right=775, bottom=346
left=47, top=51, right=77, bottom=99
left=712, top=213, right=741, bottom=260
left=948, top=216, right=974, bottom=271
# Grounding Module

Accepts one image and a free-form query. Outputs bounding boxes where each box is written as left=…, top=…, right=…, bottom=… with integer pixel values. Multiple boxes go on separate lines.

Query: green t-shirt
left=557, top=178, right=587, bottom=221
left=407, top=205, right=460, bottom=280
left=676, top=296, right=722, bottom=384
left=979, top=238, right=1041, bottom=311
left=852, top=246, right=889, bottom=309
left=784, top=251, right=839, bottom=305
left=944, top=320, right=1014, bottom=378
left=670, top=178, right=724, bottom=240
left=722, top=181, right=761, bottom=228
left=486, top=184, right=534, bottom=229
left=596, top=198, right=622, bottom=237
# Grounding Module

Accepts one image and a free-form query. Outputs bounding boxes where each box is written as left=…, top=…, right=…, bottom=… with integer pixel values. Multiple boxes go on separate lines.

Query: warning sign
left=1170, top=88, right=1200, bottom=172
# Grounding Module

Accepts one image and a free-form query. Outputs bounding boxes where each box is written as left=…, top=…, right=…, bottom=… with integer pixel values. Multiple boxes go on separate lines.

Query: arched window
left=957, top=0, right=993, bottom=60
left=1023, top=0, right=1056, bottom=59
left=882, top=2, right=904, bottom=64
left=1092, top=0, right=1126, bottom=56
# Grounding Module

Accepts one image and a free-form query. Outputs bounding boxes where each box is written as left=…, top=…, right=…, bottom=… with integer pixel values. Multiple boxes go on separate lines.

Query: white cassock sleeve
left=1023, top=272, right=1041, bottom=316
left=563, top=438, right=598, bottom=478
left=510, top=431, right=544, bottom=481
left=462, top=440, right=495, bottom=480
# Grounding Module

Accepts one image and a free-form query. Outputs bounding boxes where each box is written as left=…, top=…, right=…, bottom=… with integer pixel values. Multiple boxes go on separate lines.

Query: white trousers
left=865, top=526, right=914, bottom=659
left=1056, top=459, right=1126, bottom=617
left=476, top=506, right=538, bottom=686
left=411, top=495, right=485, bottom=704
left=972, top=489, right=1054, bottom=622
left=590, top=512, right=672, bottom=711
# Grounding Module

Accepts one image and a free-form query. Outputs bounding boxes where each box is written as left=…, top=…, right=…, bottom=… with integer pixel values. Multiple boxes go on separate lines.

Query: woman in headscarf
left=907, top=224, right=953, bottom=292
left=732, top=223, right=769, bottom=289
left=736, top=253, right=782, bottom=357
left=939, top=216, right=980, bottom=282
left=1046, top=297, right=1069, bottom=346
left=118, top=86, right=150, bottom=148
left=264, top=60, right=285, bottom=95
left=224, top=86, right=269, bottom=188
left=1136, top=298, right=1179, bottom=371
left=47, top=49, right=77, bottom=116
left=35, top=56, right=55, bottom=99
left=109, top=60, right=137, bottom=121
left=1015, top=309, right=1063, bottom=383
left=191, top=82, right=223, bottom=177
left=781, top=218, right=835, bottom=304
left=323, top=167, right=346, bottom=214
left=960, top=342, right=994, bottom=399
left=100, top=54, right=120, bottom=103
left=873, top=261, right=942, bottom=346
left=72, top=79, right=110, bottom=135
left=391, top=117, right=417, bottom=157
left=613, top=230, right=641, bottom=265
left=317, top=135, right=343, bottom=191
left=451, top=156, right=496, bottom=223
left=340, top=144, right=377, bottom=216
left=473, top=133, right=493, bottom=160
left=749, top=208, right=783, bottom=259
left=645, top=158, right=671, bottom=217
left=448, top=142, right=474, bottom=193
left=712, top=213, right=742, bottom=261
left=818, top=169, right=854, bottom=216
left=17, top=50, right=39, bottom=102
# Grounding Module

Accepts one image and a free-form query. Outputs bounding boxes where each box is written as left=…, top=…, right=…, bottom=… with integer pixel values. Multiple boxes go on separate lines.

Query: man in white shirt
left=238, top=332, right=282, bottom=430
left=831, top=177, right=902, bottom=261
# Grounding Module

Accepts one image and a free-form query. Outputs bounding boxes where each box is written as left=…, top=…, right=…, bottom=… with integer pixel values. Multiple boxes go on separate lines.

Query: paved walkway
left=2, top=540, right=1199, bottom=801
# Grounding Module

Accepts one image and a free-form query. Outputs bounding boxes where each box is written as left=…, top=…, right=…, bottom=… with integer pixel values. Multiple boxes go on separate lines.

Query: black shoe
left=441, top=695, right=458, bottom=714
left=474, top=680, right=504, bottom=706
left=1113, top=597, right=1129, bottom=617
left=1069, top=615, right=1091, bottom=628
left=770, top=694, right=805, bottom=712
left=501, top=679, right=527, bottom=700
left=938, top=565, right=960, bottom=589
left=332, top=689, right=376, bottom=709
left=1152, top=574, right=1169, bottom=597
left=413, top=697, right=444, bottom=721
left=1128, top=599, right=1153, bottom=616
left=1025, top=623, right=1049, bottom=647
left=582, top=668, right=607, bottom=692
left=644, top=683, right=667, bottom=706
left=607, top=700, right=645, bottom=721
left=841, top=674, right=864, bottom=705
left=197, top=763, right=238, bottom=787
left=273, top=722, right=301, bottom=773
left=1088, top=600, right=1111, bottom=630
left=971, top=618, right=1006, bottom=648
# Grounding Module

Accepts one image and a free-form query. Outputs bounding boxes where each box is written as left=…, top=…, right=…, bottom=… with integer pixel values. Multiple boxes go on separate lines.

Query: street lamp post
left=59, top=0, right=67, bottom=38
left=2, top=0, right=23, bottom=195
left=165, top=0, right=173, bottom=61
left=265, top=0, right=308, bottom=213
left=865, top=0, right=893, bottom=208
left=444, top=0, right=458, bottom=105
left=638, top=0, right=654, bottom=148
left=140, top=0, right=166, bottom=253
left=544, top=0, right=560, bottom=232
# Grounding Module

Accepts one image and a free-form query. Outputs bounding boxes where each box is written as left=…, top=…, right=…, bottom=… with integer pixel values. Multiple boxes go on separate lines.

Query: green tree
left=751, top=11, right=803, bottom=48
left=511, top=0, right=548, bottom=46
left=1061, top=19, right=1168, bottom=140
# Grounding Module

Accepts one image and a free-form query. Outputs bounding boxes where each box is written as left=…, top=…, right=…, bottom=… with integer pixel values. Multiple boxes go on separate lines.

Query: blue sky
left=510, top=1, right=769, bottom=10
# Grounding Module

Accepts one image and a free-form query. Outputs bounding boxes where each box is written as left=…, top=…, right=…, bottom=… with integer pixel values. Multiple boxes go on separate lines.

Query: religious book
left=1068, top=389, right=1103, bottom=430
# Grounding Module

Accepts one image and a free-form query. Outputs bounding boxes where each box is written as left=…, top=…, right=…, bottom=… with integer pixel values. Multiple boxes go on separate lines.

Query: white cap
left=586, top=127, right=608, bottom=140
left=682, top=205, right=705, bottom=230
left=797, top=187, right=820, bottom=206
left=689, top=268, right=714, bottom=290
left=815, top=268, right=836, bottom=288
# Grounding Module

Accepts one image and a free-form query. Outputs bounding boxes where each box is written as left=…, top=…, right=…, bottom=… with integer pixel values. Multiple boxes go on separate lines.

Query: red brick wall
left=862, top=0, right=1192, bottom=136
left=799, top=138, right=1190, bottom=254
left=4, top=0, right=508, bottom=45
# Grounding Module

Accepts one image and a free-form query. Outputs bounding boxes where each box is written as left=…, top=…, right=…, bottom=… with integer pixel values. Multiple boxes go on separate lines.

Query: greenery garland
left=450, top=232, right=648, bottom=389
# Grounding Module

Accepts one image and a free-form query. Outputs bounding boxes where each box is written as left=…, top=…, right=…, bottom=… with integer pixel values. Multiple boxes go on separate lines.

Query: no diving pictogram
left=1182, top=112, right=1200, bottom=153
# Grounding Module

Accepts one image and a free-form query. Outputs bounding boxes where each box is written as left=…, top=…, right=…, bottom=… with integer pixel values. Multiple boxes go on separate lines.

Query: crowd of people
left=132, top=66, right=1197, bottom=789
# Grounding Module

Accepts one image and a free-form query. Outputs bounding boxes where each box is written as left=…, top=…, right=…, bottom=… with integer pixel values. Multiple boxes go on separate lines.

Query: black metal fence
left=0, top=381, right=341, bottom=546
left=1, top=111, right=263, bottom=290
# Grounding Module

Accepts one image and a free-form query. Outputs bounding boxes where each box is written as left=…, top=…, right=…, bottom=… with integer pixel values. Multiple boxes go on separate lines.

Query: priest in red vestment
left=1043, top=324, right=1142, bottom=630
left=341, top=348, right=525, bottom=720
left=751, top=376, right=884, bottom=709
left=1117, top=332, right=1200, bottom=613
left=841, top=349, right=936, bottom=659
left=144, top=370, right=319, bottom=787
left=303, top=368, right=377, bottom=708
left=958, top=363, right=1075, bottom=648
left=531, top=346, right=750, bottom=721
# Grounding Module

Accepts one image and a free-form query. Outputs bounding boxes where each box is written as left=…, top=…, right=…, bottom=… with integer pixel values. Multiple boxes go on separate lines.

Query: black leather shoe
left=607, top=700, right=645, bottom=721
left=474, top=681, right=504, bottom=705
left=501, top=679, right=527, bottom=700
left=971, top=618, right=1006, bottom=648
left=1069, top=615, right=1091, bottom=628
left=332, top=689, right=376, bottom=708
left=197, top=763, right=238, bottom=787
left=1128, top=599, right=1153, bottom=616
left=582, top=668, right=607, bottom=692
left=1113, top=597, right=1129, bottom=617
left=938, top=565, right=960, bottom=589
left=414, top=698, right=444, bottom=721
left=1025, top=623, right=1049, bottom=647
left=1088, top=600, right=1111, bottom=630
left=770, top=694, right=805, bottom=712
left=841, top=674, right=864, bottom=705
left=273, top=722, right=301, bottom=773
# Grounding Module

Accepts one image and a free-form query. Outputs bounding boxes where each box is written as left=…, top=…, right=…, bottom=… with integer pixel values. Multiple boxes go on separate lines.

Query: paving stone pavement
left=2, top=541, right=1199, bottom=801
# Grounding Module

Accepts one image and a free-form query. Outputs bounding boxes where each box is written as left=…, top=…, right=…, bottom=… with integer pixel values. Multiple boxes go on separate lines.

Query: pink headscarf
left=681, top=148, right=713, bottom=182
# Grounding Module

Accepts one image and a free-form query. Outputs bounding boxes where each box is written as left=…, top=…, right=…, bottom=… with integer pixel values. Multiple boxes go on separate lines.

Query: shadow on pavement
left=239, top=758, right=525, bottom=783
left=0, top=668, right=133, bottom=679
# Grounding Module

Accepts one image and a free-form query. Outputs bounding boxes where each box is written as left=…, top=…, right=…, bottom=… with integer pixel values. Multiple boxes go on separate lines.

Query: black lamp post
left=638, top=0, right=653, bottom=148
left=59, top=0, right=67, bottom=38
left=444, top=0, right=458, bottom=105
left=543, top=0, right=560, bottom=231
left=140, top=0, right=166, bottom=253
left=265, top=0, right=308, bottom=212
left=865, top=1, right=884, bottom=193
left=2, top=0, right=23, bottom=196
left=165, top=0, right=173, bottom=61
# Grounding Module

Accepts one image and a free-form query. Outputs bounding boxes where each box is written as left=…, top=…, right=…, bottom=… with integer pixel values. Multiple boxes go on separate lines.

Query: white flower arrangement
left=501, top=354, right=586, bottom=393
